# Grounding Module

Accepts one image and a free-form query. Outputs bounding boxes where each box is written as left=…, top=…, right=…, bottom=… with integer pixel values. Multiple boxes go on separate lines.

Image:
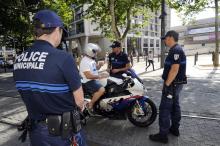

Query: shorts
left=84, top=80, right=103, bottom=94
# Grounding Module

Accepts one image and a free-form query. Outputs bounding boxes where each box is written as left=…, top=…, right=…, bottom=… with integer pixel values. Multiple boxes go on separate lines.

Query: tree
left=167, top=0, right=220, bottom=67
left=75, top=0, right=161, bottom=43
left=0, top=0, right=75, bottom=53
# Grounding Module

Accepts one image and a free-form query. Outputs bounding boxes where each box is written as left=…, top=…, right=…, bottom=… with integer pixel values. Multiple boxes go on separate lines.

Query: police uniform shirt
left=162, top=44, right=186, bottom=82
left=108, top=52, right=130, bottom=73
left=13, top=40, right=81, bottom=120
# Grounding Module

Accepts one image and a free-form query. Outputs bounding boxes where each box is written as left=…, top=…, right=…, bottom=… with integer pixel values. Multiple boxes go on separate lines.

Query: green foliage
left=39, top=0, right=75, bottom=26
left=75, top=0, right=161, bottom=41
left=167, top=0, right=219, bottom=25
left=0, top=0, right=75, bottom=52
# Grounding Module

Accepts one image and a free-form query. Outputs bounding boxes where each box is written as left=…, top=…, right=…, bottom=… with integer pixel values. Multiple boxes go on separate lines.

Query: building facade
left=172, top=17, right=220, bottom=55
left=0, top=46, right=15, bottom=62
left=68, top=4, right=171, bottom=58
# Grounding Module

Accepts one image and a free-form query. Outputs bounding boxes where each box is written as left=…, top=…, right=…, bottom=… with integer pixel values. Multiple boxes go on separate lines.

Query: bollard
left=4, top=62, right=7, bottom=73
left=194, top=54, right=197, bottom=65
left=212, top=52, right=214, bottom=62
left=196, top=52, right=198, bottom=62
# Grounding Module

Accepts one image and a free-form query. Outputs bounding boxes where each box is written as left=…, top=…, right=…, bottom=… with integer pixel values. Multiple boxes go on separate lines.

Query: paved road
left=0, top=55, right=220, bottom=146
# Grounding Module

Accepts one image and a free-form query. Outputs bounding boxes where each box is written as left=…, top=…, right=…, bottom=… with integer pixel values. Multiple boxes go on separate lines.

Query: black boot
left=149, top=133, right=168, bottom=144
left=169, top=128, right=180, bottom=136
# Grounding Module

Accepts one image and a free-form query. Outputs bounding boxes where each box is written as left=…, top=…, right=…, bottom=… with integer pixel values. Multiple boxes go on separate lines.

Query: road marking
left=182, top=114, right=220, bottom=121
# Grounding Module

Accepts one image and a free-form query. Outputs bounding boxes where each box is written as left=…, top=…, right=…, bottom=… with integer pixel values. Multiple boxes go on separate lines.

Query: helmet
left=84, top=43, right=101, bottom=58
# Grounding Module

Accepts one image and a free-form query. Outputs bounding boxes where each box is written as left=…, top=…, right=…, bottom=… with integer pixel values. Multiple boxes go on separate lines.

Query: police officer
left=13, top=10, right=87, bottom=146
left=108, top=41, right=131, bottom=78
left=149, top=30, right=187, bottom=144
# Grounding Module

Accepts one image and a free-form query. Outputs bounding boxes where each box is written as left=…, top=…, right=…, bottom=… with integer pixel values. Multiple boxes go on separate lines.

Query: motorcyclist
left=79, top=43, right=108, bottom=114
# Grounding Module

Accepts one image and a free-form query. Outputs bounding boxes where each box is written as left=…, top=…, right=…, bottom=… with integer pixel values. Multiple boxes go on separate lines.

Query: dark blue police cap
left=110, top=41, right=121, bottom=48
left=33, top=9, right=64, bottom=29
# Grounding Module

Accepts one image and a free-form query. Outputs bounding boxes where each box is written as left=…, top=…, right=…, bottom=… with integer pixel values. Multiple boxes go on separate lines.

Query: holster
left=47, top=115, right=62, bottom=136
left=61, top=112, right=71, bottom=139
left=71, top=108, right=82, bottom=134
left=47, top=109, right=82, bottom=139
left=17, top=116, right=32, bottom=142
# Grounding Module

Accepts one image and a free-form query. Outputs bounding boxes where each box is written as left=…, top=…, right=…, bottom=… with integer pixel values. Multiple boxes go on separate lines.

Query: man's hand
left=99, top=72, right=109, bottom=79
left=98, top=61, right=104, bottom=66
left=162, top=84, right=173, bottom=97
left=106, top=68, right=110, bottom=73
left=111, top=69, right=120, bottom=73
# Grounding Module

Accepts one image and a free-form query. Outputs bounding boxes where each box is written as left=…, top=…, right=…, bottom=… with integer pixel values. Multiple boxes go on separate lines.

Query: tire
left=127, top=98, right=157, bottom=127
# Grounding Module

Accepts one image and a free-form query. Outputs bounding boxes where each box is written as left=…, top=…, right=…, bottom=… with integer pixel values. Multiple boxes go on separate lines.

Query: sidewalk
left=0, top=54, right=220, bottom=146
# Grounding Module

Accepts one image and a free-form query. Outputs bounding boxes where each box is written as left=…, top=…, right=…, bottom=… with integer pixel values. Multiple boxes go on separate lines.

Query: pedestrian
left=129, top=52, right=133, bottom=67
left=145, top=50, right=155, bottom=71
left=149, top=30, right=187, bottom=144
left=13, top=10, right=87, bottom=146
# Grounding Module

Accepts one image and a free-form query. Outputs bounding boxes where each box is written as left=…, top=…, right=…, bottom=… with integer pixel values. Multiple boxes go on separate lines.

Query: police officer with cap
left=149, top=30, right=187, bottom=144
left=108, top=41, right=131, bottom=78
left=13, top=10, right=87, bottom=146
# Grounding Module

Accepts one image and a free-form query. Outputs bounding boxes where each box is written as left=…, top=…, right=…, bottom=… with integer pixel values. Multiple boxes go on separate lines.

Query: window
left=151, top=19, right=154, bottom=23
left=150, top=39, right=154, bottom=47
left=76, top=22, right=84, bottom=34
left=145, top=31, right=148, bottom=36
left=202, top=43, right=205, bottom=46
left=75, top=7, right=83, bottom=20
left=155, top=25, right=158, bottom=31
left=150, top=24, right=153, bottom=30
left=143, top=39, right=148, bottom=47
left=156, top=40, right=160, bottom=47
left=155, top=17, right=158, bottom=23
left=151, top=32, right=154, bottom=37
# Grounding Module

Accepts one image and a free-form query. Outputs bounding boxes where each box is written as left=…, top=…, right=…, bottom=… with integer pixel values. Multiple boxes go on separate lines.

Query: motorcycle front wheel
left=127, top=98, right=157, bottom=127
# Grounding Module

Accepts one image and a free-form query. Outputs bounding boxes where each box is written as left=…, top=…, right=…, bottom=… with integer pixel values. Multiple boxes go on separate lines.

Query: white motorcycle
left=82, top=69, right=157, bottom=127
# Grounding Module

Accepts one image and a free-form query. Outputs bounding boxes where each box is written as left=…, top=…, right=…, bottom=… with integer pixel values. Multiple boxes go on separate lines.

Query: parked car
left=0, top=60, right=4, bottom=68
left=0, top=60, right=13, bottom=69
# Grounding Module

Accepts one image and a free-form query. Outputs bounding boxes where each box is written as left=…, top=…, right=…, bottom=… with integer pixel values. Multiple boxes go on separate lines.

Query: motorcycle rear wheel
left=127, top=98, right=157, bottom=127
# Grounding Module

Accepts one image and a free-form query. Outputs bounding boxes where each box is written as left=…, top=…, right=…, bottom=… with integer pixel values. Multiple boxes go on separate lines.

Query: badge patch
left=174, top=54, right=179, bottom=60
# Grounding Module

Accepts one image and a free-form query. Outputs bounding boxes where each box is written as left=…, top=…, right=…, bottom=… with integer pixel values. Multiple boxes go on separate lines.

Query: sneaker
left=149, top=133, right=168, bottom=144
left=169, top=128, right=180, bottom=137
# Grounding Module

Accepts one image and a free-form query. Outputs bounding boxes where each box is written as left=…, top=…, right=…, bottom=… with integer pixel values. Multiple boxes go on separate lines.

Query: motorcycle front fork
left=133, top=100, right=145, bottom=116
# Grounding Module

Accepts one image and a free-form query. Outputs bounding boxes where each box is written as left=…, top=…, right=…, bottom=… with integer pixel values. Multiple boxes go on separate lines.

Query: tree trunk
left=109, top=0, right=121, bottom=41
left=121, top=0, right=134, bottom=41
left=214, top=0, right=219, bottom=67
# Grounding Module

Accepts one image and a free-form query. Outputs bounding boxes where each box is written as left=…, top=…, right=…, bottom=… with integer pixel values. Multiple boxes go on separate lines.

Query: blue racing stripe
left=16, top=81, right=68, bottom=87
left=16, top=83, right=70, bottom=92
left=17, top=87, right=70, bottom=93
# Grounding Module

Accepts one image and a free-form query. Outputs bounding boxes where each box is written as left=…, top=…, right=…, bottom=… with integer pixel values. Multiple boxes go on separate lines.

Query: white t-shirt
left=148, top=53, right=153, bottom=61
left=79, top=56, right=98, bottom=83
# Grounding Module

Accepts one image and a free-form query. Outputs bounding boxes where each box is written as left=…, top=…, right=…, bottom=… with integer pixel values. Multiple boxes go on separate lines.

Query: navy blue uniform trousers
left=159, top=84, right=183, bottom=136
left=30, top=123, right=87, bottom=146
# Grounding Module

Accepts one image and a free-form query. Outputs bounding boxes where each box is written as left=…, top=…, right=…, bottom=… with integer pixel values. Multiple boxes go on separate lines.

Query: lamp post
left=159, top=0, right=167, bottom=68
